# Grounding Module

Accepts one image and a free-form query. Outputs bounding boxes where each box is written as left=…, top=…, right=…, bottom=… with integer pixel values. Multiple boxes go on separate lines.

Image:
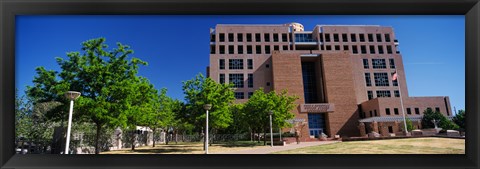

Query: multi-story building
left=207, top=23, right=452, bottom=141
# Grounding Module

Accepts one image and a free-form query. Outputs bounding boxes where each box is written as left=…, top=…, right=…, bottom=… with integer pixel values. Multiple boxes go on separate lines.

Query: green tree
left=453, top=109, right=465, bottom=131
left=405, top=118, right=414, bottom=132
left=243, top=88, right=297, bottom=145
left=182, top=73, right=235, bottom=143
left=27, top=38, right=149, bottom=154
left=421, top=108, right=458, bottom=130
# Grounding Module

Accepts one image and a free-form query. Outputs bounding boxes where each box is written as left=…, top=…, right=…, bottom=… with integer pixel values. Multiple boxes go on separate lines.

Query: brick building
left=207, top=23, right=452, bottom=140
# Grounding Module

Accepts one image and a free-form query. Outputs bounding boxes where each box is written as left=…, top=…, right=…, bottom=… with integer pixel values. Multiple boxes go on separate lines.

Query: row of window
left=213, top=33, right=289, bottom=43
left=219, top=73, right=271, bottom=88
left=340, top=45, right=395, bottom=54
left=212, top=45, right=289, bottom=54
left=367, top=90, right=400, bottom=100
left=364, top=72, right=398, bottom=87
left=320, top=33, right=391, bottom=43
left=234, top=92, right=255, bottom=99
left=363, top=58, right=396, bottom=69
left=219, top=59, right=259, bottom=70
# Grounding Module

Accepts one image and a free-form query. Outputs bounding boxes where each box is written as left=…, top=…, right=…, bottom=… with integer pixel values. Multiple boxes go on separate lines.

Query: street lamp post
left=269, top=111, right=273, bottom=147
left=64, top=91, right=81, bottom=154
left=203, top=104, right=212, bottom=154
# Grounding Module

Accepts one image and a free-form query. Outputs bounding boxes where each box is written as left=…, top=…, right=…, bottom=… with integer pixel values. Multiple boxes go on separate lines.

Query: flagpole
left=395, top=69, right=409, bottom=136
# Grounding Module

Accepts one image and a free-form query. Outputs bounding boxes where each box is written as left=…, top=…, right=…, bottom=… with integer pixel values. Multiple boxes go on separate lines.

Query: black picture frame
left=1, top=0, right=478, bottom=169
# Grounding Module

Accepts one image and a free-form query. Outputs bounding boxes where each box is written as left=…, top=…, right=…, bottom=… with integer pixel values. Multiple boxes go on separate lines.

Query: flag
left=392, top=72, right=398, bottom=81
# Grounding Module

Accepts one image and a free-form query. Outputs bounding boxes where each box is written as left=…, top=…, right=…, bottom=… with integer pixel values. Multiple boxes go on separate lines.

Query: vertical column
left=358, top=122, right=366, bottom=137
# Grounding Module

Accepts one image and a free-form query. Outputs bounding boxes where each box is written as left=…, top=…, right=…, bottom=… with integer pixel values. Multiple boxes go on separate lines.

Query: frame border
left=1, top=0, right=479, bottom=169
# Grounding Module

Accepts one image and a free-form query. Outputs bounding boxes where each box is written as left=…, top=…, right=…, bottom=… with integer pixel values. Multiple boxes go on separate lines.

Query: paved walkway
left=213, top=141, right=341, bottom=154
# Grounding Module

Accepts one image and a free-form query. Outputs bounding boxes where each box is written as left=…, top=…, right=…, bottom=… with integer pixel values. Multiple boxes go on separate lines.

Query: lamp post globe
left=64, top=91, right=81, bottom=154
left=203, top=104, right=212, bottom=154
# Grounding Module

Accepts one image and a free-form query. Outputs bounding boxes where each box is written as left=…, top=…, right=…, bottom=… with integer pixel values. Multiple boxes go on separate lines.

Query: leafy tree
left=421, top=108, right=458, bottom=130
left=405, top=118, right=414, bottom=132
left=27, top=38, right=149, bottom=154
left=243, top=88, right=297, bottom=145
left=182, top=73, right=235, bottom=144
left=453, top=109, right=465, bottom=131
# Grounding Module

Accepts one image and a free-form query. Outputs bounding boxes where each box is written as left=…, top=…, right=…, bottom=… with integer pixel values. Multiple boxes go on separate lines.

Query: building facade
left=207, top=23, right=452, bottom=141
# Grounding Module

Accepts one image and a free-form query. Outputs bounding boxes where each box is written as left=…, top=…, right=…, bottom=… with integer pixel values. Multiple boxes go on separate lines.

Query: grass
left=272, top=137, right=465, bottom=154
left=100, top=141, right=267, bottom=154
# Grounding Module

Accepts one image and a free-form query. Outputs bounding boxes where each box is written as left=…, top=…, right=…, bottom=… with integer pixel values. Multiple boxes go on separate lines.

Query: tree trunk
left=131, top=131, right=136, bottom=151
left=95, top=124, right=101, bottom=154
left=263, top=128, right=267, bottom=146
left=152, top=128, right=156, bottom=147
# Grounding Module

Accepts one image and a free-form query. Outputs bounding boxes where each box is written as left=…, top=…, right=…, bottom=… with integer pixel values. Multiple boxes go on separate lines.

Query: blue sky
left=16, top=15, right=465, bottom=112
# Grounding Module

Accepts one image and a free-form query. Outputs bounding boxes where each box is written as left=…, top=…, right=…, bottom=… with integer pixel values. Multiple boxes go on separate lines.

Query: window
left=219, top=33, right=225, bottom=42
left=283, top=45, right=288, bottom=50
left=228, top=33, right=234, bottom=42
left=376, top=34, right=382, bottom=42
left=394, top=108, right=399, bottom=115
left=376, top=90, right=391, bottom=97
left=415, top=108, right=420, bottom=114
left=367, top=91, right=373, bottom=100
left=265, top=45, right=271, bottom=54
left=325, top=33, right=331, bottom=42
left=210, top=45, right=215, bottom=54
left=266, top=64, right=270, bottom=68
left=247, top=33, right=252, bottom=42
left=359, top=34, right=365, bottom=42
left=219, top=74, right=225, bottom=84
left=210, top=34, right=215, bottom=42
left=365, top=73, right=372, bottom=86
left=274, top=45, right=279, bottom=51
left=391, top=72, right=398, bottom=86
left=352, top=45, right=358, bottom=54
left=335, top=45, right=340, bottom=51
left=342, top=33, right=348, bottom=42
left=248, top=92, right=254, bottom=98
left=333, top=34, right=339, bottom=42
left=374, top=110, right=378, bottom=116
left=374, top=73, right=389, bottom=86
left=363, top=59, right=369, bottom=69
left=282, top=33, right=288, bottom=42
left=256, top=45, right=262, bottom=54
left=378, top=45, right=384, bottom=54
left=237, top=33, right=243, bottom=42
left=266, top=82, right=271, bottom=86
left=255, top=33, right=261, bottom=42
left=273, top=34, right=279, bottom=42
left=238, top=45, right=244, bottom=54
left=343, top=45, right=349, bottom=51
left=389, top=58, right=396, bottom=69
left=247, top=59, right=253, bottom=69
left=407, top=108, right=412, bottom=115
left=387, top=46, right=393, bottom=54
left=368, top=34, right=374, bottom=42
left=372, top=59, right=387, bottom=69
left=385, top=34, right=391, bottom=42
left=219, top=45, right=225, bottom=54
left=319, top=33, right=323, bottom=42
left=351, top=34, right=357, bottom=42
left=369, top=111, right=373, bottom=117
left=361, top=45, right=367, bottom=54
left=247, top=45, right=253, bottom=54
left=234, top=92, right=245, bottom=99
left=435, top=107, right=440, bottom=113
left=388, top=126, right=393, bottom=133
left=264, top=33, right=270, bottom=42
left=229, top=59, right=244, bottom=69
left=228, top=45, right=234, bottom=54
left=386, top=108, right=391, bottom=115
left=219, top=59, right=225, bottom=70
left=394, top=90, right=400, bottom=97
left=248, top=74, right=253, bottom=88
left=326, top=45, right=331, bottom=50
left=229, top=74, right=244, bottom=88
left=369, top=45, right=375, bottom=54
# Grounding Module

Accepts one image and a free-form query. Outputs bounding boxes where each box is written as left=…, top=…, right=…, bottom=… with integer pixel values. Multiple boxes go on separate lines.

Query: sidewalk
left=213, top=141, right=341, bottom=154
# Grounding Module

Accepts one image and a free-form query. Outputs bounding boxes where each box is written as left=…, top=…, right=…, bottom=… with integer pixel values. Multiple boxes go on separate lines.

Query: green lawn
left=272, top=137, right=465, bottom=154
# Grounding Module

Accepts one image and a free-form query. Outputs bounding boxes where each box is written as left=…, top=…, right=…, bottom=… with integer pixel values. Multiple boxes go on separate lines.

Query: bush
left=421, top=109, right=459, bottom=130
left=453, top=110, right=465, bottom=131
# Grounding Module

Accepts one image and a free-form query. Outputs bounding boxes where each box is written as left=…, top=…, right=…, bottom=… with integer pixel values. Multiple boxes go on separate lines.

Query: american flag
left=392, top=71, right=398, bottom=81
